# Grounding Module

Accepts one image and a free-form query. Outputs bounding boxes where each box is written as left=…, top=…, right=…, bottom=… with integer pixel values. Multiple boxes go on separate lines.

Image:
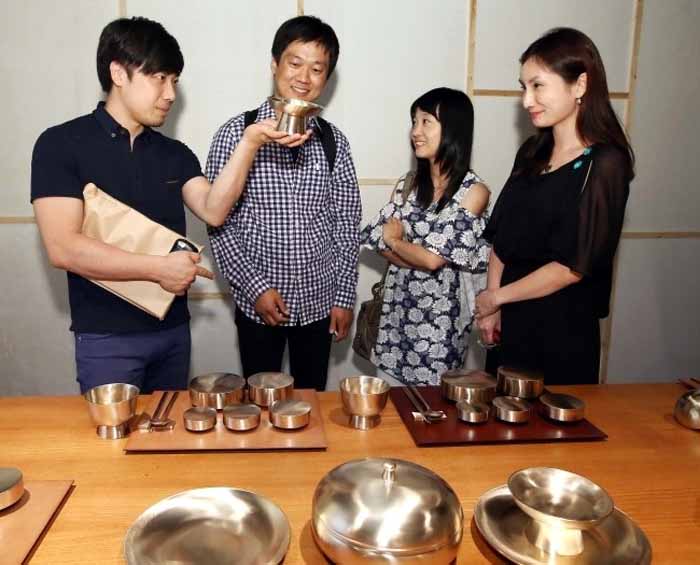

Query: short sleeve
left=556, top=145, right=631, bottom=276
left=358, top=175, right=408, bottom=251
left=30, top=127, right=83, bottom=202
left=179, top=141, right=203, bottom=183
left=423, top=203, right=490, bottom=272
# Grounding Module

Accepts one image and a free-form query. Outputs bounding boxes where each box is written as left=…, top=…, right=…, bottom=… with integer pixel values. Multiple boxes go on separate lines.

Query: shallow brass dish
left=539, top=393, right=586, bottom=422
left=124, top=487, right=290, bottom=565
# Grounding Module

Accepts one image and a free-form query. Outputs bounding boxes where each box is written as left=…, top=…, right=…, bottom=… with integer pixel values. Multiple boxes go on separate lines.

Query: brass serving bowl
left=312, top=458, right=463, bottom=563
left=269, top=399, right=311, bottom=430
left=84, top=383, right=139, bottom=439
left=339, top=376, right=390, bottom=429
left=268, top=96, right=323, bottom=135
left=247, top=372, right=294, bottom=407
left=674, top=389, right=700, bottom=429
left=124, top=487, right=290, bottom=565
left=0, top=467, right=24, bottom=511
left=189, top=372, right=245, bottom=410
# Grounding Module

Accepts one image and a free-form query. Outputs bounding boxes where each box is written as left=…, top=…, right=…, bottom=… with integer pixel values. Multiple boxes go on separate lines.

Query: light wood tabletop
left=1, top=383, right=698, bottom=564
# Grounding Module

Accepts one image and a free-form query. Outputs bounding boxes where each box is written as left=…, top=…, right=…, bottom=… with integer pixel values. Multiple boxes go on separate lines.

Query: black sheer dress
left=484, top=139, right=631, bottom=384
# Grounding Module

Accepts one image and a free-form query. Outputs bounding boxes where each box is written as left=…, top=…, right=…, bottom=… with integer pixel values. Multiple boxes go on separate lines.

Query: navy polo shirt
left=31, top=102, right=203, bottom=333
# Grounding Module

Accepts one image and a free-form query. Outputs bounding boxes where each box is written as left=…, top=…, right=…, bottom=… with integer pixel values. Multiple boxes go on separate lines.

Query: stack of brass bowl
left=474, top=467, right=651, bottom=563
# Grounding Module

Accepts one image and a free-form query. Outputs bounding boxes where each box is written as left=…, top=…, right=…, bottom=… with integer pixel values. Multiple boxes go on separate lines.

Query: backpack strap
left=242, top=109, right=337, bottom=173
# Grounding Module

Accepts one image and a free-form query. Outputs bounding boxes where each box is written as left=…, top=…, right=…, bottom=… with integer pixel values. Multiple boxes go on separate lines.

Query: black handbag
left=352, top=172, right=415, bottom=361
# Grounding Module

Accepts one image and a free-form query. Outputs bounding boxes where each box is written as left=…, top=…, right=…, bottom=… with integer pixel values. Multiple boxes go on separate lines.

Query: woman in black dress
left=475, top=28, right=634, bottom=385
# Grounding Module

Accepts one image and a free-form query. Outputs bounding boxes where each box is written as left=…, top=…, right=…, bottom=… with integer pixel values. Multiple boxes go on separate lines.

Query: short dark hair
left=271, top=15, right=340, bottom=76
left=96, top=17, right=184, bottom=93
left=409, top=88, right=475, bottom=211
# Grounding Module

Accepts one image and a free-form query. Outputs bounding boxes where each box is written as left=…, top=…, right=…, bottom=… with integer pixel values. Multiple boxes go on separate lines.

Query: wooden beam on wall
left=473, top=89, right=628, bottom=100
left=466, top=0, right=477, bottom=96
left=297, top=0, right=304, bottom=16
left=118, top=0, right=127, bottom=18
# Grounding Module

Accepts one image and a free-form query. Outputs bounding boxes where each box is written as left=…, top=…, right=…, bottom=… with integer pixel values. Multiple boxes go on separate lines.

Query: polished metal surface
left=150, top=391, right=179, bottom=431
left=497, top=366, right=544, bottom=399
left=189, top=373, right=245, bottom=410
left=84, top=383, right=139, bottom=439
left=247, top=372, right=294, bottom=407
left=508, top=467, right=614, bottom=540
left=269, top=399, right=311, bottom=430
left=409, top=385, right=446, bottom=419
left=124, top=487, right=290, bottom=565
left=493, top=396, right=531, bottom=423
left=674, top=389, right=700, bottom=429
left=441, top=369, right=497, bottom=403
left=403, top=386, right=445, bottom=423
left=456, top=400, right=490, bottom=424
left=312, top=458, right=463, bottom=564
left=223, top=404, right=261, bottom=431
left=183, top=407, right=217, bottom=432
left=0, top=467, right=24, bottom=511
left=339, top=376, right=390, bottom=429
left=539, top=392, right=586, bottom=422
left=474, top=485, right=651, bottom=564
left=268, top=95, right=323, bottom=135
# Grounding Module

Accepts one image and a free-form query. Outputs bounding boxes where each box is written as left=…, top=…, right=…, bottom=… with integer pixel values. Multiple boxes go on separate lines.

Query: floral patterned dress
left=360, top=171, right=490, bottom=385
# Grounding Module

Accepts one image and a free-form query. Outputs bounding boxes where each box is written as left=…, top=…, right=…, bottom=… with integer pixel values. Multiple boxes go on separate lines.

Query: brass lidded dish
left=269, top=399, right=311, bottom=430
left=223, top=404, right=261, bottom=431
left=124, top=487, right=291, bottom=565
left=456, top=400, right=490, bottom=424
left=674, top=389, right=700, bottom=429
left=539, top=392, right=586, bottom=422
left=496, top=366, right=544, bottom=399
left=312, top=457, right=463, bottom=563
left=183, top=407, right=216, bottom=432
left=189, top=372, right=245, bottom=410
left=0, top=467, right=24, bottom=511
left=493, top=395, right=531, bottom=424
left=441, top=369, right=497, bottom=403
left=247, top=372, right=294, bottom=407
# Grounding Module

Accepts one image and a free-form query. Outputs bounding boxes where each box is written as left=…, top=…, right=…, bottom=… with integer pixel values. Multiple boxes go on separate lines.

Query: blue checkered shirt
left=206, top=100, right=361, bottom=325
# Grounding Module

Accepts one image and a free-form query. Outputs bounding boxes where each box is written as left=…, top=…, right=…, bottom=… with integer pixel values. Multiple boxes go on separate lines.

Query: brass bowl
left=269, top=399, right=311, bottom=430
left=124, top=487, right=290, bottom=565
left=539, top=392, right=585, bottom=422
left=268, top=96, right=323, bottom=135
left=247, top=372, right=294, bottom=407
left=674, top=389, right=700, bottom=429
left=0, top=467, right=24, bottom=511
left=496, top=366, right=544, bottom=399
left=339, top=376, right=390, bottom=430
left=493, top=396, right=530, bottom=423
left=84, top=383, right=139, bottom=439
left=223, top=404, right=261, bottom=432
left=441, top=369, right=497, bottom=403
left=183, top=407, right=216, bottom=432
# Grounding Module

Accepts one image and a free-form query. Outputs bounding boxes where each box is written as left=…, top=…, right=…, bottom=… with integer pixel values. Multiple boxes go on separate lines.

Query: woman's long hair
left=408, top=88, right=474, bottom=211
left=517, top=27, right=634, bottom=178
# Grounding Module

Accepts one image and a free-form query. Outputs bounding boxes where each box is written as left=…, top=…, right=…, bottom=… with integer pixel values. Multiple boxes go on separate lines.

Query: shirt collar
left=93, top=101, right=154, bottom=142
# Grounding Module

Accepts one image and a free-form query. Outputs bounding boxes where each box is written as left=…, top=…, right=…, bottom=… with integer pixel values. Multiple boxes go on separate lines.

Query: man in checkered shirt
left=206, top=16, right=361, bottom=391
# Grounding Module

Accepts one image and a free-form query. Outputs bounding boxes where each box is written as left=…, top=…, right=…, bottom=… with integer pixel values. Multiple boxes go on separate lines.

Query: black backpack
left=243, top=109, right=337, bottom=173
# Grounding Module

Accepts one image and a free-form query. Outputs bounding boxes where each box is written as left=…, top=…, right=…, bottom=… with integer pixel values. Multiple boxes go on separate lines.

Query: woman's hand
left=477, top=310, right=501, bottom=345
left=382, top=217, right=404, bottom=248
left=475, top=289, right=501, bottom=319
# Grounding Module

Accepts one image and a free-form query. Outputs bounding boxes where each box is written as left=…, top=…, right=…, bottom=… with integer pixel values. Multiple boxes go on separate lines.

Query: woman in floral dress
left=360, top=88, right=490, bottom=385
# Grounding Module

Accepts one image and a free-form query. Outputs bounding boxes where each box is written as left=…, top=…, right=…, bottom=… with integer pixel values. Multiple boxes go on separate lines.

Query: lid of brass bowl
left=190, top=373, right=245, bottom=393
left=312, top=458, right=463, bottom=556
left=270, top=399, right=311, bottom=429
left=508, top=467, right=614, bottom=530
left=674, top=389, right=700, bottom=430
left=183, top=407, right=217, bottom=432
left=247, top=372, right=294, bottom=390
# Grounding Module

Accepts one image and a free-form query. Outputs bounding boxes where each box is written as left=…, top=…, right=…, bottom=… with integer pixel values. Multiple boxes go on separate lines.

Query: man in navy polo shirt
left=30, top=17, right=308, bottom=394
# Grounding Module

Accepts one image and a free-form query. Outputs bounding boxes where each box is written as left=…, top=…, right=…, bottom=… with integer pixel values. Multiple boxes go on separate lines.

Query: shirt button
left=111, top=133, right=116, bottom=138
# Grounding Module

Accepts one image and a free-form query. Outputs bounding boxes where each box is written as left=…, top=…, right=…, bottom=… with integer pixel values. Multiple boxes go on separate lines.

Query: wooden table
left=1, top=384, right=698, bottom=564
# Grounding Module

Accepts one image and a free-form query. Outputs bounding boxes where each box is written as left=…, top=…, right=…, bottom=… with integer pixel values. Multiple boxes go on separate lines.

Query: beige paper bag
left=81, top=183, right=202, bottom=320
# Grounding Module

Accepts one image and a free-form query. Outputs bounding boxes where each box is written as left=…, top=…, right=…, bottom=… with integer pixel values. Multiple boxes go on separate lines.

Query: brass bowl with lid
left=674, top=389, right=700, bottom=430
left=0, top=467, right=24, bottom=511
left=497, top=366, right=544, bottom=399
left=247, top=372, right=294, bottom=407
left=440, top=369, right=497, bottom=403
left=189, top=372, right=245, bottom=410
left=311, top=457, right=463, bottom=563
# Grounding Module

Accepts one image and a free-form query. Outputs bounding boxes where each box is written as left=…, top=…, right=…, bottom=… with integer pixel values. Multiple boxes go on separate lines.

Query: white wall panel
left=1, top=0, right=117, bottom=215
left=473, top=0, right=634, bottom=92
left=625, top=0, right=700, bottom=231
left=305, top=0, right=468, bottom=179
left=127, top=0, right=297, bottom=164
left=607, top=238, right=700, bottom=382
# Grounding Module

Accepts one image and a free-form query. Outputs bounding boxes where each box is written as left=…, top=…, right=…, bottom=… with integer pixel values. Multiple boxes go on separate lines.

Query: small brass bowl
left=674, top=389, right=700, bottom=430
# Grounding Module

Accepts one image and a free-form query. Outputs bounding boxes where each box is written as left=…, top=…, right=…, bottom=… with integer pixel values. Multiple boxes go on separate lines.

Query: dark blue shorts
left=74, top=322, right=191, bottom=394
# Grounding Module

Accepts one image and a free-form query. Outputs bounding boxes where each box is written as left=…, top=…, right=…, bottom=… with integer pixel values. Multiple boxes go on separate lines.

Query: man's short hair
left=271, top=15, right=340, bottom=76
left=96, top=17, right=184, bottom=93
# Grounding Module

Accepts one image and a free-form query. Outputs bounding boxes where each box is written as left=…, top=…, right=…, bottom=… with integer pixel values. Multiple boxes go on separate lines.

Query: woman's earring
left=576, top=97, right=582, bottom=105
